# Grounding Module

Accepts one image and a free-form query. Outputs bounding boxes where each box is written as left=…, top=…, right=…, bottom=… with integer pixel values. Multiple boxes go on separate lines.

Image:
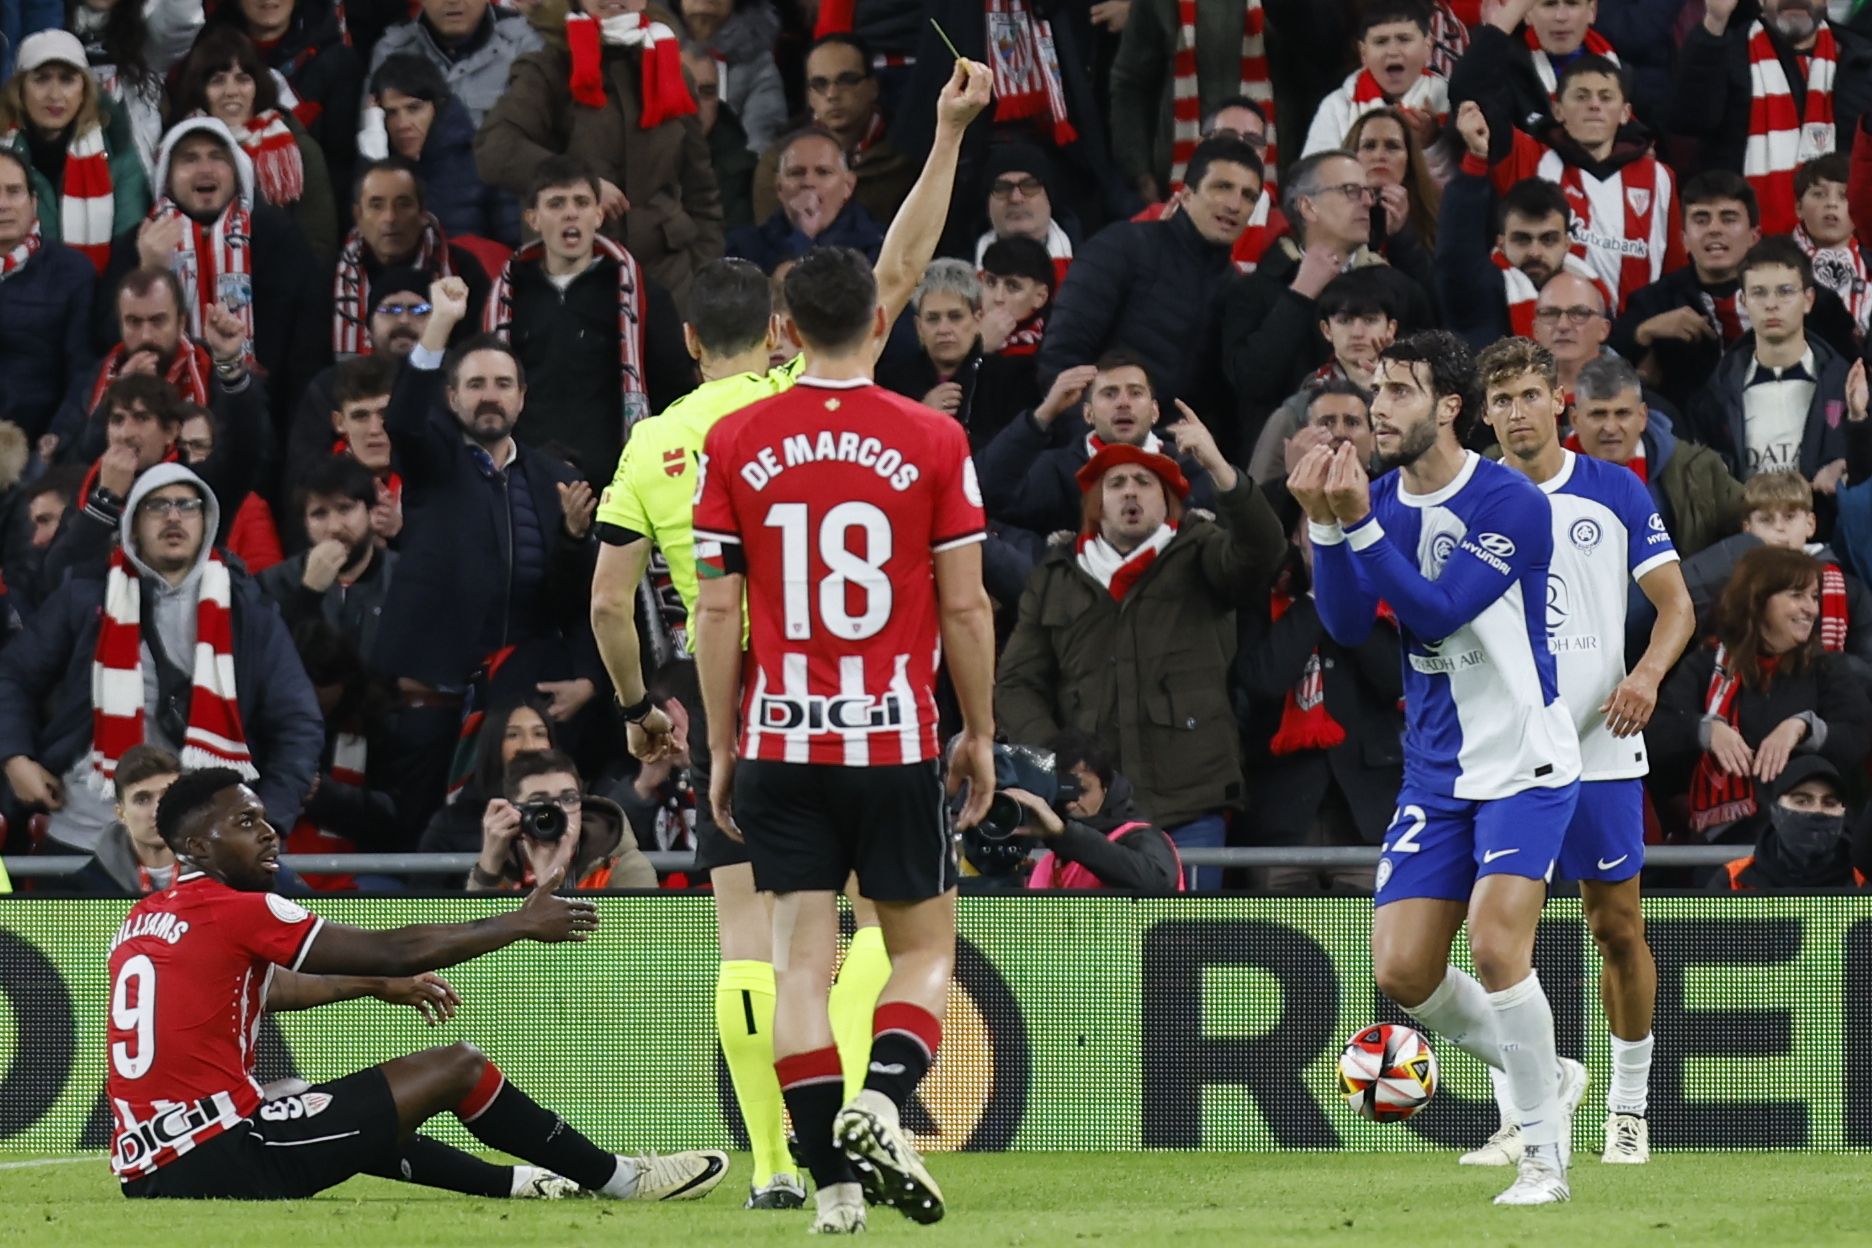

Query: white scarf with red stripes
left=985, top=0, right=1077, bottom=147
left=487, top=235, right=649, bottom=431
left=148, top=197, right=255, bottom=364
left=1232, top=189, right=1278, bottom=273
left=1525, top=27, right=1619, bottom=98
left=5, top=123, right=115, bottom=272
left=1744, top=20, right=1837, bottom=235
left=233, top=109, right=304, bottom=207
left=1795, top=225, right=1870, bottom=336
left=1492, top=249, right=1611, bottom=337
left=1170, top=0, right=1274, bottom=190
left=91, top=547, right=255, bottom=794
left=332, top=213, right=456, bottom=356
left=0, top=219, right=40, bottom=281
left=1076, top=523, right=1176, bottom=601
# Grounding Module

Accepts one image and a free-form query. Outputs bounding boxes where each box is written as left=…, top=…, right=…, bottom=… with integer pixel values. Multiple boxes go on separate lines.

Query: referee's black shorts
left=734, top=758, right=958, bottom=901
left=654, top=658, right=746, bottom=873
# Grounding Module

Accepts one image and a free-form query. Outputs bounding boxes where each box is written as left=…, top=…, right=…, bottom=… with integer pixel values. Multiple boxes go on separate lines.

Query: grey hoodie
left=152, top=116, right=257, bottom=214
left=47, top=465, right=222, bottom=853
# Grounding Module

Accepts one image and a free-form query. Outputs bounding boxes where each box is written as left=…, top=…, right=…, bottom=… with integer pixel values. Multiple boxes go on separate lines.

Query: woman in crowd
left=475, top=0, right=723, bottom=305
left=66, top=0, right=203, bottom=176
left=1346, top=105, right=1440, bottom=252
left=1654, top=546, right=1872, bottom=846
left=357, top=53, right=519, bottom=246
left=209, top=0, right=360, bottom=182
left=169, top=22, right=336, bottom=260
left=416, top=697, right=560, bottom=856
left=0, top=28, right=147, bottom=271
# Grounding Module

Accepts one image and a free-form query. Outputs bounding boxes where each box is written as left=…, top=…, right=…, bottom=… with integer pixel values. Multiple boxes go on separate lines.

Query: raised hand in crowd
left=203, top=303, right=247, bottom=367
left=1036, top=364, right=1098, bottom=428
left=924, top=381, right=964, bottom=414
left=1456, top=100, right=1489, bottom=161
left=422, top=276, right=472, bottom=351
left=1848, top=359, right=1868, bottom=423
left=302, top=539, right=352, bottom=594
left=135, top=213, right=186, bottom=271
left=597, top=179, right=630, bottom=221
left=1164, top=400, right=1237, bottom=491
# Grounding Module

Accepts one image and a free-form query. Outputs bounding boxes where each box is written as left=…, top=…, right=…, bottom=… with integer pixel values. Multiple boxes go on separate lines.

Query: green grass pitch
left=3, top=1151, right=1867, bottom=1247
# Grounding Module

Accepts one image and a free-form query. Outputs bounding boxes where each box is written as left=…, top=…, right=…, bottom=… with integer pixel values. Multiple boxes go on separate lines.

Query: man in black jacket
left=998, top=735, right=1183, bottom=893
left=1448, top=0, right=1620, bottom=139
left=1034, top=135, right=1263, bottom=424
left=1612, top=172, right=1859, bottom=415
left=98, top=118, right=330, bottom=436
left=1685, top=237, right=1851, bottom=482
left=259, top=455, right=398, bottom=664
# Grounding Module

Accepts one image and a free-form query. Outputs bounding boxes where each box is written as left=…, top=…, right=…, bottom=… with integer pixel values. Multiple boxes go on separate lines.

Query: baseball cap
left=15, top=30, right=89, bottom=75
left=1769, top=754, right=1842, bottom=803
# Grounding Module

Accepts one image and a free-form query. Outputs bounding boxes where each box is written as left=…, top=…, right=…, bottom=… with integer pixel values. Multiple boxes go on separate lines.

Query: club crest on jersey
left=1428, top=531, right=1458, bottom=573
left=662, top=448, right=686, bottom=478
left=1625, top=187, right=1651, bottom=217
left=755, top=690, right=911, bottom=734
left=1569, top=518, right=1601, bottom=552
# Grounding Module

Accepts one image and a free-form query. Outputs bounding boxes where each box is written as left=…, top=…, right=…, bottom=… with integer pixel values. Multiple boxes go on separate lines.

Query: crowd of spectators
left=4, top=0, right=1872, bottom=895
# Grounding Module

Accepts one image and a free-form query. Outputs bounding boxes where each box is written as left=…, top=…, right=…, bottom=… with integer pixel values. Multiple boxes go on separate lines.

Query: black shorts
left=122, top=1069, right=401, bottom=1200
left=735, top=759, right=956, bottom=901
left=655, top=659, right=747, bottom=872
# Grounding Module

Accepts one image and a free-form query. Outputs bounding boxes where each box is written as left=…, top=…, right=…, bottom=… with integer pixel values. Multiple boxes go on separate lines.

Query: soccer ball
left=1337, top=1023, right=1438, bottom=1122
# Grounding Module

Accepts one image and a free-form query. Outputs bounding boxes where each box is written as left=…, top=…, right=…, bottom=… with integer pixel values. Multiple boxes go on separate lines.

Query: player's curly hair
left=1716, top=546, right=1824, bottom=691
left=1377, top=330, right=1478, bottom=437
left=1475, top=337, right=1559, bottom=395
left=155, top=767, right=249, bottom=852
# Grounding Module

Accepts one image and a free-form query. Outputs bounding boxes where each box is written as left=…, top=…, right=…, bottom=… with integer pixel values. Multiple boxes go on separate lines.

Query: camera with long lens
left=950, top=740, right=1082, bottom=876
left=515, top=799, right=568, bottom=842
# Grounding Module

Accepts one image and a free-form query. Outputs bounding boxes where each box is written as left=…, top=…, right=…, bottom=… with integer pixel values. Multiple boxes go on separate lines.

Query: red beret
left=1075, top=442, right=1191, bottom=501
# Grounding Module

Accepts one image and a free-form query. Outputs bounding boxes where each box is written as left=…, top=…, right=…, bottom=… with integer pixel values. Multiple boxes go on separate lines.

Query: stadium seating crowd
left=3, top=0, right=1872, bottom=895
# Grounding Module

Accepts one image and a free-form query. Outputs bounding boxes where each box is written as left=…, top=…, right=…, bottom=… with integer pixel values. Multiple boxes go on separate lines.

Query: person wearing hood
left=1570, top=355, right=1745, bottom=560
left=1685, top=237, right=1851, bottom=484
left=67, top=0, right=204, bottom=178
left=995, top=437, right=1285, bottom=890
left=100, top=115, right=331, bottom=432
left=1714, top=754, right=1868, bottom=891
left=0, top=463, right=324, bottom=855
left=211, top=0, right=362, bottom=189
left=474, top=0, right=722, bottom=307
left=467, top=748, right=655, bottom=891
left=356, top=51, right=520, bottom=246
left=0, top=29, right=150, bottom=271
left=1474, top=53, right=1684, bottom=314
left=675, top=0, right=784, bottom=152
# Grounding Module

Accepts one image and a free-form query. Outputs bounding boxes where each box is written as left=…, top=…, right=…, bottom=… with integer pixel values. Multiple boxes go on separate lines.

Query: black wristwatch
left=616, top=693, right=655, bottom=724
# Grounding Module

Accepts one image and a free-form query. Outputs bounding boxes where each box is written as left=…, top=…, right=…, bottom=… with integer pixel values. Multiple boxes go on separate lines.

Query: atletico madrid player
left=693, top=245, right=998, bottom=1232
left=106, top=769, right=728, bottom=1202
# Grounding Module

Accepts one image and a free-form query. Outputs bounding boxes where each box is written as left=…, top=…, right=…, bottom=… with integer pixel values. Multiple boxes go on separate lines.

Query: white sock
left=599, top=1155, right=639, bottom=1198
left=817, top=1181, right=863, bottom=1212
left=510, top=1165, right=540, bottom=1196
left=1403, top=965, right=1504, bottom=1070
left=1489, top=971, right=1562, bottom=1150
left=1488, top=1066, right=1517, bottom=1129
left=1607, top=1033, right=1654, bottom=1116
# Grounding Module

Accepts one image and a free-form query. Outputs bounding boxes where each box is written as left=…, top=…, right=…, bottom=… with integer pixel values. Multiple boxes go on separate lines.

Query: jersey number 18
left=764, top=500, right=893, bottom=642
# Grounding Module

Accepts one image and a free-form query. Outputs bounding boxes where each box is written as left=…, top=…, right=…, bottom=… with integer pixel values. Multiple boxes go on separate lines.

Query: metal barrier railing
left=0, top=844, right=1743, bottom=880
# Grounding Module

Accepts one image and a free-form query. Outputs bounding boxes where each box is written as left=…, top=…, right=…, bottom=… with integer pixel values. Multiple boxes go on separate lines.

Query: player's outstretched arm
left=266, top=969, right=461, bottom=1027
left=872, top=59, right=992, bottom=331
left=295, top=868, right=598, bottom=977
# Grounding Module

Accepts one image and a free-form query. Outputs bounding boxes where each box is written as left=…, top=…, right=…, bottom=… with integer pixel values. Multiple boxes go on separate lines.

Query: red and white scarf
left=287, top=730, right=367, bottom=891
left=1348, top=64, right=1444, bottom=116
left=1268, top=588, right=1346, bottom=754
left=1428, top=0, right=1470, bottom=78
left=565, top=11, right=697, bottom=128
left=87, top=341, right=214, bottom=414
left=4, top=123, right=114, bottom=272
left=1688, top=644, right=1758, bottom=835
left=487, top=235, right=650, bottom=429
left=332, top=213, right=456, bottom=356
left=1795, top=226, right=1871, bottom=337
left=1525, top=27, right=1619, bottom=98
left=1000, top=312, right=1046, bottom=357
left=973, top=219, right=1074, bottom=287
left=1170, top=0, right=1274, bottom=190
left=1492, top=248, right=1611, bottom=337
left=233, top=109, right=304, bottom=207
left=1700, top=282, right=1750, bottom=344
left=90, top=547, right=255, bottom=794
left=1143, top=190, right=1286, bottom=273
left=1076, top=523, right=1176, bottom=601
left=1744, top=20, right=1837, bottom=236
left=1557, top=155, right=1662, bottom=312
left=985, top=0, right=1077, bottom=147
left=1562, top=429, right=1648, bottom=483
left=148, top=198, right=255, bottom=363
left=0, top=219, right=41, bottom=281
left=1821, top=562, right=1850, bottom=652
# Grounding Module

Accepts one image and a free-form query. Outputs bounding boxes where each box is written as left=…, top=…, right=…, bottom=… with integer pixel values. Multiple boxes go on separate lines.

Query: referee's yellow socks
left=716, top=960, right=790, bottom=1186
left=829, top=925, right=892, bottom=1102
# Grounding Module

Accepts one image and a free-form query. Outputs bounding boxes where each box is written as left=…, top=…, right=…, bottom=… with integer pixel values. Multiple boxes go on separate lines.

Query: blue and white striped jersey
left=1539, top=450, right=1679, bottom=780
left=1312, top=452, right=1581, bottom=801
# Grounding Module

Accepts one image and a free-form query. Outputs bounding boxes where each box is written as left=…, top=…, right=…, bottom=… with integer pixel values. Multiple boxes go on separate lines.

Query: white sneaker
left=1493, top=1152, right=1571, bottom=1206
left=616, top=1150, right=729, bottom=1201
left=1459, top=1122, right=1522, bottom=1166
left=834, top=1091, right=944, bottom=1225
left=1600, top=1112, right=1649, bottom=1164
left=1555, top=1057, right=1589, bottom=1170
left=810, top=1182, right=867, bottom=1234
left=511, top=1166, right=580, bottom=1198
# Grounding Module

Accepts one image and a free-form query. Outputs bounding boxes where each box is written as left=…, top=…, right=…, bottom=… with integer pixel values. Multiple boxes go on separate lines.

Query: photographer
left=1005, top=735, right=1184, bottom=894
left=467, top=749, right=655, bottom=892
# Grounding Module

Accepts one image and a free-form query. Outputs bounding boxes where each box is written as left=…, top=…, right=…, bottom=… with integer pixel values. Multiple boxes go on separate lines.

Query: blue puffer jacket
left=0, top=238, right=96, bottom=441
left=415, top=95, right=521, bottom=247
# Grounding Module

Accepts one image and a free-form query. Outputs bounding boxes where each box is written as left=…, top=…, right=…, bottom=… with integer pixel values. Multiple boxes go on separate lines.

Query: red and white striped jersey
left=693, top=377, right=986, bottom=766
left=105, top=874, right=323, bottom=1180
